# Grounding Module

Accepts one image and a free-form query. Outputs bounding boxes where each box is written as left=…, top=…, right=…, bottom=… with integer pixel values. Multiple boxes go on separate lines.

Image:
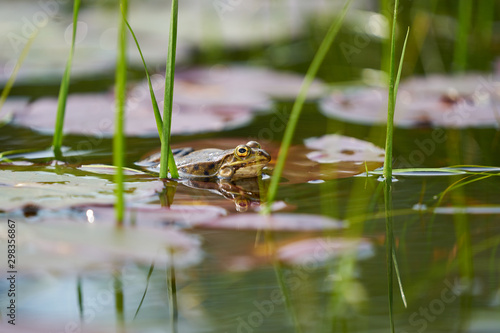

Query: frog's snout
left=258, top=149, right=271, bottom=163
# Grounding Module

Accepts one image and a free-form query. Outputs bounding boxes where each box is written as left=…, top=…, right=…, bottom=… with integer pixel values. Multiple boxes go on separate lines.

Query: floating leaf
left=423, top=206, right=500, bottom=215
left=0, top=98, right=28, bottom=123
left=266, top=135, right=384, bottom=182
left=12, top=93, right=254, bottom=136
left=0, top=217, right=203, bottom=273
left=277, top=237, right=374, bottom=266
left=0, top=166, right=164, bottom=211
left=369, top=168, right=467, bottom=176
left=320, top=74, right=500, bottom=128
left=194, top=213, right=344, bottom=231
left=304, top=134, right=385, bottom=163
left=83, top=204, right=227, bottom=228
left=173, top=66, right=327, bottom=102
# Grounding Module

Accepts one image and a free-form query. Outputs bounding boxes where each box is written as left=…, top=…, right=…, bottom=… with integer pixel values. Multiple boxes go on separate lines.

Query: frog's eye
left=246, top=141, right=261, bottom=149
left=235, top=145, right=250, bottom=157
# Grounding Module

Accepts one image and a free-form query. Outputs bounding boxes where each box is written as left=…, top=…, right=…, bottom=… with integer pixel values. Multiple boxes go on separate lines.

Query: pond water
left=1, top=1, right=500, bottom=333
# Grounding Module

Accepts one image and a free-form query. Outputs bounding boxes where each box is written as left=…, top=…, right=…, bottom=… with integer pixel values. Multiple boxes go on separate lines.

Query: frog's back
left=176, top=148, right=229, bottom=177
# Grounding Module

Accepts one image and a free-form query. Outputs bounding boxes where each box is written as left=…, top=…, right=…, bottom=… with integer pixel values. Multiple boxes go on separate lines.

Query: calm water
left=1, top=0, right=500, bottom=332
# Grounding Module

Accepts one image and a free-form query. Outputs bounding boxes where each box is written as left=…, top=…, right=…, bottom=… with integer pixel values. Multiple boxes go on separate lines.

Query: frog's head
left=218, top=141, right=271, bottom=179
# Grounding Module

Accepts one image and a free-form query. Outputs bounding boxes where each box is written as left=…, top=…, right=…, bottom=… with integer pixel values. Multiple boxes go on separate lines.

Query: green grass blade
left=0, top=32, right=38, bottom=113
left=167, top=249, right=178, bottom=333
left=265, top=229, right=302, bottom=333
left=134, top=261, right=156, bottom=320
left=114, top=272, right=125, bottom=331
left=384, top=180, right=395, bottom=333
left=392, top=242, right=407, bottom=308
left=453, top=0, right=473, bottom=72
left=113, top=0, right=128, bottom=225
left=159, top=0, right=179, bottom=179
left=380, top=0, right=391, bottom=75
left=394, top=28, right=410, bottom=98
left=52, top=0, right=81, bottom=158
left=122, top=11, right=178, bottom=178
left=390, top=30, right=410, bottom=310
left=262, top=0, right=352, bottom=215
left=382, top=0, right=411, bottom=331
left=477, top=0, right=494, bottom=48
left=77, top=275, right=84, bottom=321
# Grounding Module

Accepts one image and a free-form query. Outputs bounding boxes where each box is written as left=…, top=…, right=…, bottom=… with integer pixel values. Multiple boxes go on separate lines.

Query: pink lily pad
left=194, top=213, right=344, bottom=231
left=12, top=92, right=254, bottom=136
left=320, top=74, right=500, bottom=128
left=82, top=204, right=227, bottom=228
left=304, top=134, right=385, bottom=163
left=174, top=65, right=327, bottom=102
left=0, top=98, right=28, bottom=123
left=0, top=216, right=202, bottom=273
left=262, top=137, right=383, bottom=182
left=277, top=237, right=374, bottom=266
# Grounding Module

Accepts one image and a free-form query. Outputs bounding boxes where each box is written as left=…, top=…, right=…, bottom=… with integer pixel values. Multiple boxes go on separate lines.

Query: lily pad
left=0, top=98, right=28, bottom=123
left=265, top=135, right=384, bottom=183
left=0, top=217, right=203, bottom=273
left=12, top=92, right=254, bottom=136
left=82, top=204, right=227, bottom=228
left=304, top=134, right=385, bottom=163
left=0, top=165, right=164, bottom=211
left=369, top=168, right=467, bottom=177
left=173, top=66, right=327, bottom=102
left=320, top=74, right=500, bottom=128
left=422, top=206, right=500, bottom=215
left=194, top=213, right=344, bottom=231
left=277, top=237, right=374, bottom=266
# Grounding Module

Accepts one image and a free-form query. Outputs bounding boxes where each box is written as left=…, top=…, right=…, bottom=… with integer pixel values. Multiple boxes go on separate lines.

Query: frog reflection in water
left=138, top=141, right=271, bottom=211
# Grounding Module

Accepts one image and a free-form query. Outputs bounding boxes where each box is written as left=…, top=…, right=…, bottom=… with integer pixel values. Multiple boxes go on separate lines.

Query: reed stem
left=113, top=0, right=128, bottom=224
left=159, top=0, right=179, bottom=179
left=262, top=0, right=352, bottom=215
left=453, top=0, right=472, bottom=72
left=122, top=12, right=179, bottom=178
left=51, top=0, right=81, bottom=158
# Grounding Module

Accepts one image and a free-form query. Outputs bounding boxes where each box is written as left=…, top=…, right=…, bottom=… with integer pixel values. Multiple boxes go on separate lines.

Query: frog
left=137, top=141, right=271, bottom=180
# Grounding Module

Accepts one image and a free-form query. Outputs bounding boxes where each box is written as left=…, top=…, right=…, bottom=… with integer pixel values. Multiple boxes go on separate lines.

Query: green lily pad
left=0, top=166, right=164, bottom=211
